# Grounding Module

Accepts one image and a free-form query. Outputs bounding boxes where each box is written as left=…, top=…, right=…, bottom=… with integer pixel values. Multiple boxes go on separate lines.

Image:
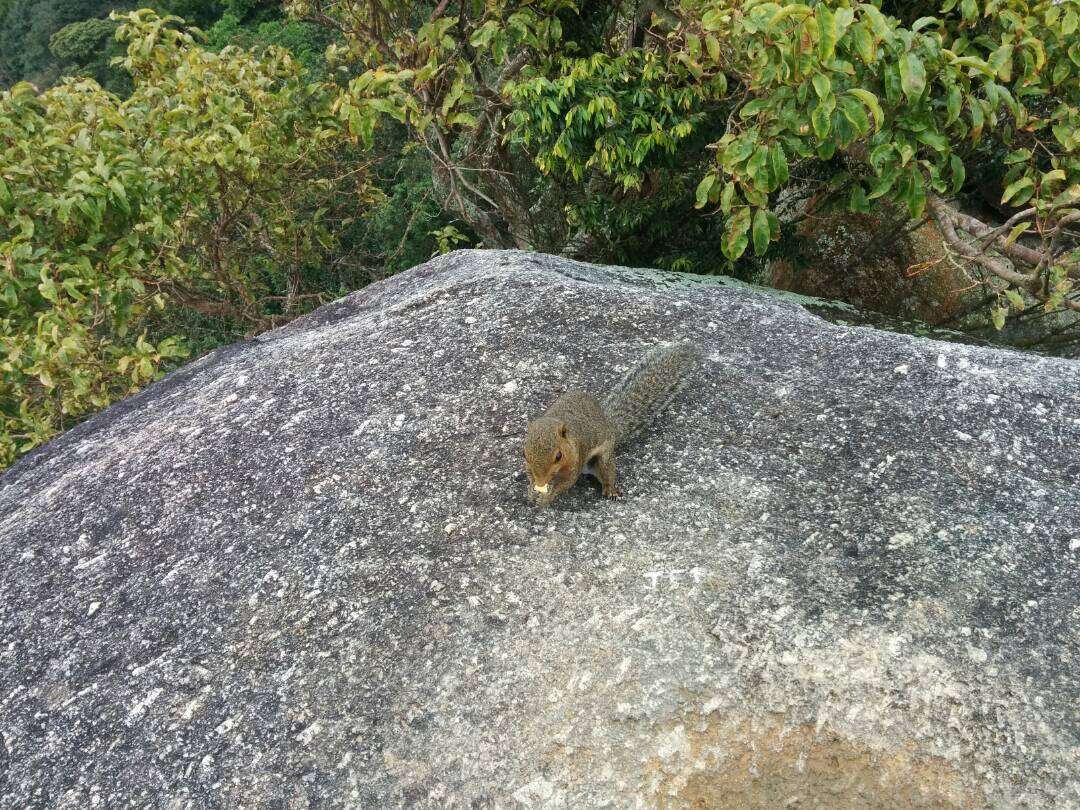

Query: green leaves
left=950, top=154, right=966, bottom=192
left=723, top=137, right=755, bottom=167
left=894, top=168, right=927, bottom=217
left=1005, top=289, right=1026, bottom=310
left=845, top=89, right=883, bottom=130
left=720, top=181, right=736, bottom=214
left=839, top=95, right=870, bottom=135
left=0, top=10, right=364, bottom=468
left=945, top=85, right=962, bottom=124
left=739, top=99, right=770, bottom=119
left=513, top=48, right=714, bottom=190
left=721, top=206, right=751, bottom=261
left=898, top=51, right=927, bottom=101
left=812, top=97, right=833, bottom=139
left=852, top=25, right=876, bottom=65
left=915, top=130, right=949, bottom=152
left=746, top=145, right=768, bottom=180
left=695, top=173, right=716, bottom=209
left=1063, top=8, right=1078, bottom=37
left=868, top=166, right=899, bottom=199
left=816, top=5, right=853, bottom=61
left=816, top=6, right=839, bottom=61
left=752, top=208, right=780, bottom=257
left=1005, top=222, right=1031, bottom=246
left=1001, top=176, right=1034, bottom=205
left=988, top=44, right=1014, bottom=81
left=848, top=184, right=870, bottom=213
left=672, top=0, right=1079, bottom=283
left=860, top=3, right=892, bottom=40
left=770, top=143, right=789, bottom=186
left=37, top=276, right=58, bottom=304
left=752, top=208, right=771, bottom=256
left=706, top=34, right=721, bottom=62
left=969, top=98, right=985, bottom=140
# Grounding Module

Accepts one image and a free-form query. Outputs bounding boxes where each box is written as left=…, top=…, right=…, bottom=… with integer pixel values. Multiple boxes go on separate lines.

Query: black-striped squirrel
left=523, top=342, right=700, bottom=507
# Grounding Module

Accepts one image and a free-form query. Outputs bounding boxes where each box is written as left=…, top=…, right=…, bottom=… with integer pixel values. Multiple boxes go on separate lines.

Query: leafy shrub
left=299, top=0, right=1078, bottom=315
left=0, top=10, right=372, bottom=465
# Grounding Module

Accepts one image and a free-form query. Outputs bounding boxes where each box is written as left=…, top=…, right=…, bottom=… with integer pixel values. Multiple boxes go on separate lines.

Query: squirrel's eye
left=554, top=451, right=562, bottom=462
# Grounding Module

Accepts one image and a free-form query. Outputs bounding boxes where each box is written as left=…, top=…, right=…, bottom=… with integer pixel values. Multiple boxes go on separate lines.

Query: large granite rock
left=1, top=250, right=1077, bottom=808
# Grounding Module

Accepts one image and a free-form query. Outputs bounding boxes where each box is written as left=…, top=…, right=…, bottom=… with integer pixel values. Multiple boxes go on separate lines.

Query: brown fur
left=524, top=394, right=620, bottom=507
left=523, top=343, right=698, bottom=507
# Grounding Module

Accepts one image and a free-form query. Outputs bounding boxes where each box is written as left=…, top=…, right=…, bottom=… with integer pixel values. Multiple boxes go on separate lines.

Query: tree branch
left=927, top=196, right=1080, bottom=313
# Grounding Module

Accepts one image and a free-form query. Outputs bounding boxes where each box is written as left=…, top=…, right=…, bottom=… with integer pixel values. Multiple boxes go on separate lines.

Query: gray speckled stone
left=1, top=250, right=1078, bottom=809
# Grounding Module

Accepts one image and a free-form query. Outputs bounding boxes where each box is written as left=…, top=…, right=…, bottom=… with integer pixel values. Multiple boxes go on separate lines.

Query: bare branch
left=928, top=197, right=1034, bottom=287
left=949, top=208, right=1044, bottom=267
left=927, top=196, right=1080, bottom=313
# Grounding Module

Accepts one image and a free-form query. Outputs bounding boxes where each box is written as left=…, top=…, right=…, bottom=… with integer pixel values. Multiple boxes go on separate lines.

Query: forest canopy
left=1, top=0, right=1079, bottom=467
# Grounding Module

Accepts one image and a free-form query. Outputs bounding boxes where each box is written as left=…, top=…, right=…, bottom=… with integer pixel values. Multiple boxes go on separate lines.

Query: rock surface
left=1, top=250, right=1078, bottom=809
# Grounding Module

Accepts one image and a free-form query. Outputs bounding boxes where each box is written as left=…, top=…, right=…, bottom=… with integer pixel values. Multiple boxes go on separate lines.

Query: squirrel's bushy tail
left=603, top=342, right=700, bottom=444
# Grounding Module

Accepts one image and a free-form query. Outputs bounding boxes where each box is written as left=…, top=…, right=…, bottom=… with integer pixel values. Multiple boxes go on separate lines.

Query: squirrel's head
left=523, top=417, right=574, bottom=501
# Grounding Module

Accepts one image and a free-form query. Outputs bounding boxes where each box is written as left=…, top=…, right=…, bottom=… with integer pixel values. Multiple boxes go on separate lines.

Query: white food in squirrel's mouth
left=534, top=483, right=550, bottom=494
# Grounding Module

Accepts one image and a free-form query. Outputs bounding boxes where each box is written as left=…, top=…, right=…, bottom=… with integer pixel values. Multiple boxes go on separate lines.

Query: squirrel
left=523, top=342, right=700, bottom=507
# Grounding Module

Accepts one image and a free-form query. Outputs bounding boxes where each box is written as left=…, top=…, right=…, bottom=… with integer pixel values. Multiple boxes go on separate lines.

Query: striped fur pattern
left=602, top=342, right=700, bottom=445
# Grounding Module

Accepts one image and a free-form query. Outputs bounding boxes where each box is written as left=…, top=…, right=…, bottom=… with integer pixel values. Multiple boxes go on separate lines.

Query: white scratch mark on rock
left=128, top=687, right=163, bottom=720
left=297, top=721, right=322, bottom=745
left=513, top=777, right=554, bottom=804
left=74, top=554, right=108, bottom=571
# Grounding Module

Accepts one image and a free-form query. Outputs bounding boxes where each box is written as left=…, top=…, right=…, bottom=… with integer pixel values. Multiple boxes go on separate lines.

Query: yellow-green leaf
left=812, top=102, right=832, bottom=139
left=945, top=85, right=962, bottom=124
left=1062, top=9, right=1078, bottom=37
left=1001, top=176, right=1033, bottom=204
left=1005, top=289, right=1026, bottom=310
left=720, top=182, right=736, bottom=214
left=950, top=155, right=965, bottom=192
left=752, top=208, right=771, bottom=256
left=1004, top=222, right=1030, bottom=246
left=706, top=35, right=721, bottom=62
left=770, top=143, right=789, bottom=186
left=898, top=52, right=926, bottom=101
left=845, top=89, right=882, bottom=129
left=695, top=174, right=716, bottom=209
left=988, top=44, right=1014, bottom=82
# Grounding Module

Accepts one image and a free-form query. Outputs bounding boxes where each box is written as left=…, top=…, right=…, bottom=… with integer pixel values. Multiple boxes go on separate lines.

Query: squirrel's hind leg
left=593, top=445, right=622, bottom=500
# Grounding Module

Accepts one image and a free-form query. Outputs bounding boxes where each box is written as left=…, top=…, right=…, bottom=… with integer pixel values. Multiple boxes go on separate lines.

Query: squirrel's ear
left=558, top=422, right=567, bottom=439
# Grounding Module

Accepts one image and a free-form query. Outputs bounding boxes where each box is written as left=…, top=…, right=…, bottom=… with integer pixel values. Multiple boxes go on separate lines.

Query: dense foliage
left=0, top=10, right=372, bottom=465
left=308, top=0, right=1077, bottom=304
left=1, top=0, right=1078, bottom=467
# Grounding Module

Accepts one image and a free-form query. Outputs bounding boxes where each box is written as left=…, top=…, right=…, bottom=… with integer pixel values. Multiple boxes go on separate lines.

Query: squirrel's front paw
left=528, top=488, right=554, bottom=508
left=602, top=485, right=623, bottom=500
